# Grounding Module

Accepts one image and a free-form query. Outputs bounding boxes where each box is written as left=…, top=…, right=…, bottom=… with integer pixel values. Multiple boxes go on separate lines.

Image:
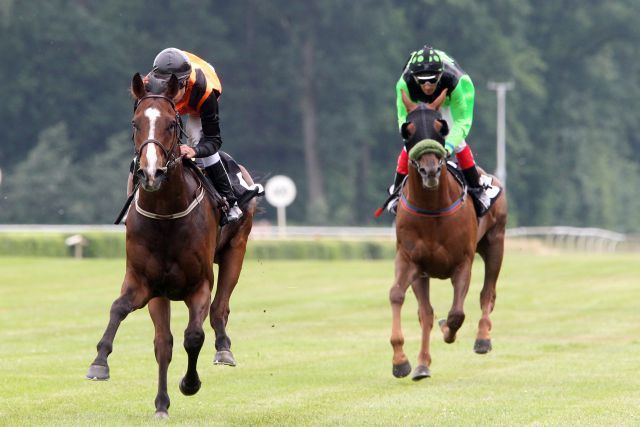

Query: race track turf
left=1, top=252, right=638, bottom=425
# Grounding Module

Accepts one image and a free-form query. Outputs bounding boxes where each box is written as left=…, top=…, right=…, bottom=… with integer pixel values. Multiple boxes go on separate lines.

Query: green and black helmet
left=407, top=45, right=443, bottom=80
left=152, top=48, right=192, bottom=85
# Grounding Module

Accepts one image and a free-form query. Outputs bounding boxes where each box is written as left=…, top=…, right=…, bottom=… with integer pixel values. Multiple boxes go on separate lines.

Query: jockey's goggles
left=414, top=73, right=441, bottom=85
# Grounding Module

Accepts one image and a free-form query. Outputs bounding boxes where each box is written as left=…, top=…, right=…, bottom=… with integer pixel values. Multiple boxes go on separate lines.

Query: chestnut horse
left=86, top=74, right=258, bottom=418
left=389, top=91, right=508, bottom=381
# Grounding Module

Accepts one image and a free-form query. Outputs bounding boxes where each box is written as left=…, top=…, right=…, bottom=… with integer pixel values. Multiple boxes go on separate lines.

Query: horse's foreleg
left=475, top=233, right=505, bottom=354
left=180, top=282, right=211, bottom=397
left=441, top=261, right=472, bottom=344
left=211, top=241, right=248, bottom=366
left=410, top=276, right=433, bottom=380
left=148, top=297, right=172, bottom=418
left=389, top=254, right=419, bottom=378
left=86, top=282, right=150, bottom=380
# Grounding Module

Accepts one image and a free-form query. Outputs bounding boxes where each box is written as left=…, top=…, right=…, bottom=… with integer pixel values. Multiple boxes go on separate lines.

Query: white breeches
left=185, top=115, right=221, bottom=168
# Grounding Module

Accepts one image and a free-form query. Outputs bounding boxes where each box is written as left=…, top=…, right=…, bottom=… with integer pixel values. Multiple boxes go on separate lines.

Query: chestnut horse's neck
left=403, top=164, right=464, bottom=216
left=136, top=162, right=199, bottom=217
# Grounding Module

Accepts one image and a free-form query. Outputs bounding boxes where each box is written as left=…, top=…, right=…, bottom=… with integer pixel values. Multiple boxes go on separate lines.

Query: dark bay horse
left=86, top=73, right=258, bottom=418
left=389, top=90, right=508, bottom=381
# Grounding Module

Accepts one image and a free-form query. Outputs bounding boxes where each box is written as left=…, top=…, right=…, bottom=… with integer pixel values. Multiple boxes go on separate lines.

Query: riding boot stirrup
left=204, top=161, right=243, bottom=225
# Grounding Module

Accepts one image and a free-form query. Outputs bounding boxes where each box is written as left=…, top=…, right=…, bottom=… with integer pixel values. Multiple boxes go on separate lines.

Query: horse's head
left=401, top=90, right=449, bottom=189
left=131, top=72, right=181, bottom=192
left=408, top=140, right=448, bottom=189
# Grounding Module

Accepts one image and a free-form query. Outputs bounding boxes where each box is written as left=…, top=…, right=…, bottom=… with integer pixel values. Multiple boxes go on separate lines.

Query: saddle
left=116, top=152, right=263, bottom=225
left=186, top=150, right=264, bottom=213
left=447, top=161, right=502, bottom=217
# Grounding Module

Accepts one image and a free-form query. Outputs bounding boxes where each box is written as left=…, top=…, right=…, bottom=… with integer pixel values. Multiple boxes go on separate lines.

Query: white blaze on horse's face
left=144, top=107, right=161, bottom=177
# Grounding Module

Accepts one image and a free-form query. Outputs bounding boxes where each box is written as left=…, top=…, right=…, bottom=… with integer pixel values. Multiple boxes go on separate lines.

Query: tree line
left=0, top=0, right=638, bottom=231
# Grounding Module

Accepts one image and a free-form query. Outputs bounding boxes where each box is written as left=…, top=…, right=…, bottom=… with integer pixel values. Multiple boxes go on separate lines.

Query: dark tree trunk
left=300, top=33, right=327, bottom=223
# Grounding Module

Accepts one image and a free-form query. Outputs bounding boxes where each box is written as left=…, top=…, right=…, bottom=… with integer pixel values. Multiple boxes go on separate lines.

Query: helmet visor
left=414, top=73, right=441, bottom=85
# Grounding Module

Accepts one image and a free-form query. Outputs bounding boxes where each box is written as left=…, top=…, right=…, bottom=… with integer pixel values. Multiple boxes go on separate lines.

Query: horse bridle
left=403, top=154, right=468, bottom=218
left=133, top=95, right=185, bottom=171
left=409, top=154, right=445, bottom=177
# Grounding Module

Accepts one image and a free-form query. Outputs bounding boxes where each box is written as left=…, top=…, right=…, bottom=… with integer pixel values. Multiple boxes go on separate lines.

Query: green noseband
left=408, top=139, right=447, bottom=161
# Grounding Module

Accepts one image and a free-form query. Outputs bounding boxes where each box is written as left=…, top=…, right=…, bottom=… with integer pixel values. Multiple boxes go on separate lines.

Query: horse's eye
left=167, top=121, right=176, bottom=130
left=131, top=121, right=139, bottom=130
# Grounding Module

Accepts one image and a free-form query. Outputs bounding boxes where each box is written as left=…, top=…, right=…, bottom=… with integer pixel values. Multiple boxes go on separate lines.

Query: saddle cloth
left=207, top=151, right=264, bottom=209
left=447, top=161, right=502, bottom=215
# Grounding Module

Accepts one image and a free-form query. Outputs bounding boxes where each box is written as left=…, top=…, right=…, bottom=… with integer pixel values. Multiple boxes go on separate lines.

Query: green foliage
left=0, top=233, right=68, bottom=257
left=67, top=131, right=133, bottom=224
left=0, top=1, right=639, bottom=230
left=245, top=239, right=396, bottom=260
left=0, top=123, right=75, bottom=223
left=0, top=232, right=395, bottom=260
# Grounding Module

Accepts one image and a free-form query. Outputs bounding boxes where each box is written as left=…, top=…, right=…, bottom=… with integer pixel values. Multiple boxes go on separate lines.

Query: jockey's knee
left=197, top=152, right=221, bottom=168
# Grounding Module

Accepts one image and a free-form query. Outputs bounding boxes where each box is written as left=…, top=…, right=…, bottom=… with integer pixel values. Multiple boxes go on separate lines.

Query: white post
left=277, top=206, right=287, bottom=237
left=264, top=175, right=297, bottom=239
left=487, top=82, right=514, bottom=188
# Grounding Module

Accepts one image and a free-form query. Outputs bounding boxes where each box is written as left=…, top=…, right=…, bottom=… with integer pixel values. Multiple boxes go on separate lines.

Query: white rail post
left=488, top=82, right=514, bottom=188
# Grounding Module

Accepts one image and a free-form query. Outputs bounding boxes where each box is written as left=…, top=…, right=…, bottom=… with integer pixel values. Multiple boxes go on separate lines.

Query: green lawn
left=0, top=252, right=639, bottom=426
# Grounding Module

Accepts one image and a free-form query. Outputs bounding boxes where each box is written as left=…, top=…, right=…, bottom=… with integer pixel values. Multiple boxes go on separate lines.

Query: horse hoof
left=153, top=411, right=169, bottom=420
left=179, top=376, right=201, bottom=396
left=439, top=319, right=455, bottom=343
left=214, top=350, right=236, bottom=366
left=392, top=361, right=412, bottom=378
left=474, top=339, right=492, bottom=354
left=411, top=365, right=431, bottom=381
left=86, top=364, right=110, bottom=381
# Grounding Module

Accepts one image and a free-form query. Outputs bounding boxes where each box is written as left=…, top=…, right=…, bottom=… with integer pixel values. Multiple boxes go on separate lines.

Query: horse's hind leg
left=474, top=232, right=505, bottom=354
left=389, top=254, right=419, bottom=378
left=410, top=276, right=433, bottom=380
left=86, top=281, right=151, bottom=380
left=211, top=239, right=249, bottom=366
left=180, top=283, right=212, bottom=396
left=148, top=297, right=173, bottom=419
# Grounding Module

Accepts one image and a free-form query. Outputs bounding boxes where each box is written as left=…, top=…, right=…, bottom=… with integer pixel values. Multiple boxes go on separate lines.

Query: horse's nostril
left=155, top=167, right=167, bottom=178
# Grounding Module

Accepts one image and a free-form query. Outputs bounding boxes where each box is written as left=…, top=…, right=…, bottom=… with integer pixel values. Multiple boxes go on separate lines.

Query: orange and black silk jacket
left=176, top=51, right=224, bottom=158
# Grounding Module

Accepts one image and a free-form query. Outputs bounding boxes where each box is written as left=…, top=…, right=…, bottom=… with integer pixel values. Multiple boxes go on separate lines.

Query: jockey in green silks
left=388, top=45, right=494, bottom=216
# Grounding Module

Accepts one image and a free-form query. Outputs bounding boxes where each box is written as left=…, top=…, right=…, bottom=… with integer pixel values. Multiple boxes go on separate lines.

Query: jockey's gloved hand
left=444, top=143, right=454, bottom=157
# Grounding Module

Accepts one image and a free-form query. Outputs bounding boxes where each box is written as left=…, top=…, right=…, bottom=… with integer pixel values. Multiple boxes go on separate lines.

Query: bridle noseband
left=133, top=95, right=185, bottom=171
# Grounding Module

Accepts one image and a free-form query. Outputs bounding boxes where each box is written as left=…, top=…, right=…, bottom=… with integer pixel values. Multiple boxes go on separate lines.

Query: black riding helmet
left=152, top=48, right=192, bottom=86
left=407, top=45, right=443, bottom=78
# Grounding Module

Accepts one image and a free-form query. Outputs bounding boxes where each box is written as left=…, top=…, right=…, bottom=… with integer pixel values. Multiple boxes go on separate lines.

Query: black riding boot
left=204, top=161, right=243, bottom=224
left=462, top=165, right=490, bottom=216
left=386, top=172, right=407, bottom=215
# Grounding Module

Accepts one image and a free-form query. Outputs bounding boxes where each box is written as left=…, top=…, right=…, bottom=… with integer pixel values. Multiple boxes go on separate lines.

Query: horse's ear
left=401, top=90, right=417, bottom=113
left=132, top=73, right=146, bottom=99
left=434, top=119, right=449, bottom=136
left=166, top=74, right=180, bottom=99
left=428, top=88, right=448, bottom=110
left=400, top=122, right=416, bottom=140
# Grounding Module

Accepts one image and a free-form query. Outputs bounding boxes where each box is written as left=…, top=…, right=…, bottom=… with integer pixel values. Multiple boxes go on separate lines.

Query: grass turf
left=0, top=253, right=639, bottom=426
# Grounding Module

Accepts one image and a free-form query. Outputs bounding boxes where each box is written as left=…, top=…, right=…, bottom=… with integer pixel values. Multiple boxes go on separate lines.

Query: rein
left=400, top=158, right=468, bottom=218
left=399, top=191, right=466, bottom=217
